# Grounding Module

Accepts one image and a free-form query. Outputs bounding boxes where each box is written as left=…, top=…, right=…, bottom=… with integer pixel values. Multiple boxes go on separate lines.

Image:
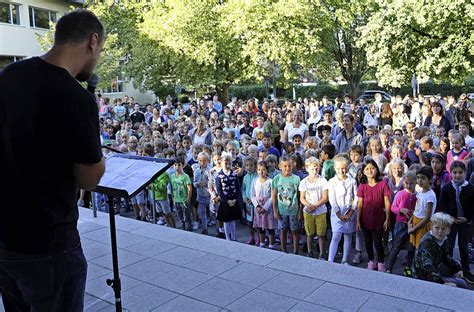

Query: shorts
left=304, top=212, right=327, bottom=237
left=278, top=215, right=301, bottom=231
left=155, top=199, right=171, bottom=214
left=131, top=191, right=145, bottom=205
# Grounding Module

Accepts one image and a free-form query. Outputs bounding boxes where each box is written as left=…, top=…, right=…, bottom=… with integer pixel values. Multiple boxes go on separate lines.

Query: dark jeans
left=447, top=222, right=471, bottom=272
left=386, top=222, right=414, bottom=270
left=0, top=244, right=87, bottom=312
left=363, top=227, right=385, bottom=263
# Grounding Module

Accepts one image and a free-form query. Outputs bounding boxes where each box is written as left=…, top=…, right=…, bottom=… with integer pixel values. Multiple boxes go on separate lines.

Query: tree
left=224, top=0, right=374, bottom=100
left=359, top=0, right=474, bottom=87
left=318, top=0, right=375, bottom=100
left=140, top=0, right=257, bottom=102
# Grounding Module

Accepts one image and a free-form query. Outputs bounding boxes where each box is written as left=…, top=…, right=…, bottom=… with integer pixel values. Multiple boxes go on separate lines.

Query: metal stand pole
left=106, top=196, right=122, bottom=311
left=152, top=190, right=157, bottom=224
left=92, top=192, right=97, bottom=218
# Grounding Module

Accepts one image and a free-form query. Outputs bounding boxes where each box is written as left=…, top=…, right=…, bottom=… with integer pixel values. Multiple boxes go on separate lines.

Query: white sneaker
left=193, top=221, right=199, bottom=230
left=157, top=217, right=165, bottom=225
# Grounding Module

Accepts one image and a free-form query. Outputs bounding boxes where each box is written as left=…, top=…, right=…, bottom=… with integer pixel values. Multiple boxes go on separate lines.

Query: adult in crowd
left=130, top=103, right=145, bottom=125
left=189, top=115, right=213, bottom=145
left=281, top=108, right=309, bottom=143
left=0, top=9, right=105, bottom=310
left=335, top=114, right=363, bottom=153
left=424, top=101, right=452, bottom=133
left=264, top=109, right=282, bottom=150
left=378, top=103, right=393, bottom=128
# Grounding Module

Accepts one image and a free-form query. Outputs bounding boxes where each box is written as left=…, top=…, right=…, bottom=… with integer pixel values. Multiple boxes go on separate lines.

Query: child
left=385, top=172, right=417, bottom=273
left=272, top=156, right=302, bottom=254
left=430, top=152, right=451, bottom=207
left=193, top=152, right=211, bottom=235
left=299, top=157, right=329, bottom=259
left=327, top=156, right=358, bottom=264
left=356, top=159, right=391, bottom=271
left=364, top=136, right=388, bottom=173
left=169, top=159, right=193, bottom=231
left=151, top=170, right=176, bottom=228
left=238, top=134, right=251, bottom=160
left=265, top=154, right=281, bottom=179
left=181, top=135, right=193, bottom=164
left=208, top=152, right=225, bottom=238
left=383, top=145, right=408, bottom=175
left=252, top=116, right=265, bottom=147
left=446, top=133, right=468, bottom=175
left=251, top=161, right=275, bottom=248
left=321, top=144, right=336, bottom=181
left=216, top=153, right=243, bottom=241
left=413, top=213, right=467, bottom=288
left=407, top=166, right=437, bottom=277
left=419, top=136, right=436, bottom=166
left=348, top=144, right=363, bottom=180
left=384, top=157, right=405, bottom=202
left=292, top=134, right=305, bottom=156
left=438, top=161, right=474, bottom=284
left=188, top=144, right=203, bottom=169
left=282, top=141, right=295, bottom=158
left=242, top=157, right=258, bottom=245
left=291, top=153, right=307, bottom=180
left=437, top=137, right=450, bottom=157
left=260, top=132, right=281, bottom=159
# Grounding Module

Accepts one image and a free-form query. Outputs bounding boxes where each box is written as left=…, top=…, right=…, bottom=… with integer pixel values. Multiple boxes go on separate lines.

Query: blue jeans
left=0, top=244, right=87, bottom=312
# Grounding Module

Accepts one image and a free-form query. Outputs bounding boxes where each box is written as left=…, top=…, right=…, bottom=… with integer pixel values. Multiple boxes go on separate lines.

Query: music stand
left=94, top=154, right=174, bottom=311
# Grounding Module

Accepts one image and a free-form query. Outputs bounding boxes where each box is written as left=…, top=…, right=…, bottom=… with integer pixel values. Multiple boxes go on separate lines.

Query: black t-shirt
left=130, top=111, right=145, bottom=125
left=0, top=57, right=103, bottom=254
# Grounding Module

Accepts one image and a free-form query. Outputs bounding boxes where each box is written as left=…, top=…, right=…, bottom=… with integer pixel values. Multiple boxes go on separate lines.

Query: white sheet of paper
left=98, top=156, right=169, bottom=197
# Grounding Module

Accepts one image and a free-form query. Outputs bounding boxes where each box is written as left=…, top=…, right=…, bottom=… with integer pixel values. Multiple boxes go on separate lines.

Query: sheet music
left=97, top=156, right=170, bottom=197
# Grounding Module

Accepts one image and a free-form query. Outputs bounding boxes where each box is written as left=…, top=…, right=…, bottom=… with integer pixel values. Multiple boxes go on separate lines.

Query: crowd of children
left=91, top=93, right=474, bottom=289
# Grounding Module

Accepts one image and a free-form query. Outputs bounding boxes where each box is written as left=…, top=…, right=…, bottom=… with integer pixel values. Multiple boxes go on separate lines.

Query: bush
left=229, top=84, right=267, bottom=100
left=227, top=79, right=474, bottom=102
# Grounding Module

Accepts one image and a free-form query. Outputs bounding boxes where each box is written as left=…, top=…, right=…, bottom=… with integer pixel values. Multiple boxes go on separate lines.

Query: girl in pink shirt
left=385, top=172, right=417, bottom=273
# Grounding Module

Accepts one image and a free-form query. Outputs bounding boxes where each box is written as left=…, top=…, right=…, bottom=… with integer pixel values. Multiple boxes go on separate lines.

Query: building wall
left=0, top=0, right=73, bottom=58
left=102, top=80, right=157, bottom=106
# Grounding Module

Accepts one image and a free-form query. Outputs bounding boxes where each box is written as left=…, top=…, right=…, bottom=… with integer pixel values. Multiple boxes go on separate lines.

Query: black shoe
left=201, top=229, right=209, bottom=235
left=307, top=251, right=315, bottom=258
left=216, top=232, right=225, bottom=239
left=463, top=271, right=474, bottom=284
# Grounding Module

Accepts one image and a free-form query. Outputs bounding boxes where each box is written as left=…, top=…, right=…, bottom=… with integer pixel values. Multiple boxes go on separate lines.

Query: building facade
left=0, top=0, right=156, bottom=105
left=0, top=0, right=84, bottom=67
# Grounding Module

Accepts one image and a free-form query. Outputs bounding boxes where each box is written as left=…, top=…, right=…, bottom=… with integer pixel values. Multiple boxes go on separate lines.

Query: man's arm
left=73, top=157, right=105, bottom=190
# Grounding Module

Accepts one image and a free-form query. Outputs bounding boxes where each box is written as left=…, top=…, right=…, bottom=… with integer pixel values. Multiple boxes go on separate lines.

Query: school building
left=0, top=0, right=156, bottom=105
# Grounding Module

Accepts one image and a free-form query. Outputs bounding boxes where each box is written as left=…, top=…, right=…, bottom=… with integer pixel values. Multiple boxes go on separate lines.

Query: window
left=29, top=7, right=56, bottom=29
left=0, top=2, right=20, bottom=25
left=0, top=56, right=24, bottom=70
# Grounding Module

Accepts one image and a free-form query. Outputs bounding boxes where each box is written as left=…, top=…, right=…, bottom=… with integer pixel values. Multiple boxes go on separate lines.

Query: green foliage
left=359, top=0, right=474, bottom=87
left=229, top=85, right=268, bottom=100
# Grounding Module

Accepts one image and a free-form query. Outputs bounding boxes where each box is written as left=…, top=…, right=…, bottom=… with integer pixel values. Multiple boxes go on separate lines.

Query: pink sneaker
left=367, top=260, right=377, bottom=270
left=377, top=262, right=386, bottom=272
left=246, top=236, right=255, bottom=245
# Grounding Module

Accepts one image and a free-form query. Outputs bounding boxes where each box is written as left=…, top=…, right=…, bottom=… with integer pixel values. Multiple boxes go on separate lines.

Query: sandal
left=403, top=266, right=413, bottom=277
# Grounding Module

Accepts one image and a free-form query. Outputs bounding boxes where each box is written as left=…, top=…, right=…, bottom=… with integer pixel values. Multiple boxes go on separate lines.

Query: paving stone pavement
left=1, top=208, right=473, bottom=311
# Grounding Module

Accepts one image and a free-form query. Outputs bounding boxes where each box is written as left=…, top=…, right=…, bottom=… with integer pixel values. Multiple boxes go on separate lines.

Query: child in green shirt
left=272, top=156, right=302, bottom=254
left=169, top=158, right=192, bottom=230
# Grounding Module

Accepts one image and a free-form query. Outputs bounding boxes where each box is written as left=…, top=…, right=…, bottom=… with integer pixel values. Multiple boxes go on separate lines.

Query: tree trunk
left=216, top=84, right=230, bottom=105
left=347, top=78, right=361, bottom=102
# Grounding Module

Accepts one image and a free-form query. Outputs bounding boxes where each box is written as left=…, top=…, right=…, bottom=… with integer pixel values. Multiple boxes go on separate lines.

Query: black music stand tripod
left=93, top=154, right=173, bottom=311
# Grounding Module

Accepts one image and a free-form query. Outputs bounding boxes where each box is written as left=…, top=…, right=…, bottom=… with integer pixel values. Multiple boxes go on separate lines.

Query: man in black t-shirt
left=130, top=103, right=146, bottom=125
left=0, top=9, right=105, bottom=311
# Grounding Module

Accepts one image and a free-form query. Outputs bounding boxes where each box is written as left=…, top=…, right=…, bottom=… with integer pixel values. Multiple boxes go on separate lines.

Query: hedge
left=229, top=81, right=474, bottom=101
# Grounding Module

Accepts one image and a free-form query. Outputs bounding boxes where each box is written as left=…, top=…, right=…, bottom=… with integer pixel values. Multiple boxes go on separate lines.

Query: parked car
left=356, top=90, right=392, bottom=102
